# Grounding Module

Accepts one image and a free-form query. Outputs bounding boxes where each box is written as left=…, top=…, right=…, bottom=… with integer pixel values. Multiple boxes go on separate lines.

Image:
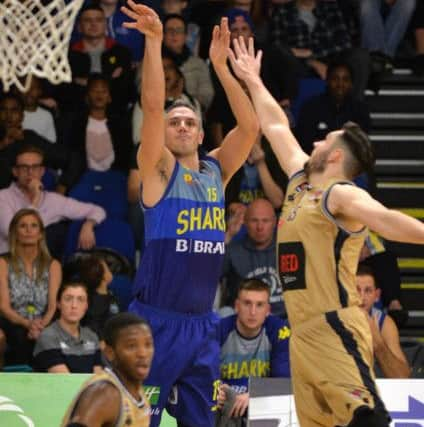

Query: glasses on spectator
left=164, top=27, right=185, bottom=35
left=15, top=163, right=43, bottom=173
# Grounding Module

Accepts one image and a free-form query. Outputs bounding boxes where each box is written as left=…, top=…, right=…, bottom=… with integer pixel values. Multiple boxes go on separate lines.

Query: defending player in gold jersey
left=228, top=37, right=424, bottom=427
left=62, top=313, right=153, bottom=427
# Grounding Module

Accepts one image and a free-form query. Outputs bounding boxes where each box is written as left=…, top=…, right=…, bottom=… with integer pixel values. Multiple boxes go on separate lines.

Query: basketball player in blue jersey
left=121, top=2, right=259, bottom=427
left=228, top=37, right=424, bottom=427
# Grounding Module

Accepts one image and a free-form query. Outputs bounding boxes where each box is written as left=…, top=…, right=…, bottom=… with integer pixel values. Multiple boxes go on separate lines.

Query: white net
left=0, top=0, right=84, bottom=92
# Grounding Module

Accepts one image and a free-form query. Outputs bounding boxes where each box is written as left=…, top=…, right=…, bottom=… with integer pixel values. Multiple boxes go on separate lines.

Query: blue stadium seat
left=64, top=218, right=135, bottom=265
left=291, top=77, right=327, bottom=122
left=68, top=170, right=129, bottom=220
left=109, top=275, right=133, bottom=311
left=41, top=168, right=58, bottom=191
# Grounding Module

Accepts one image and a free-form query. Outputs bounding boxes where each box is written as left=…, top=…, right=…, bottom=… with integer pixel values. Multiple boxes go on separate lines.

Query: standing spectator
left=221, top=199, right=285, bottom=317
left=132, top=55, right=201, bottom=144
left=0, top=209, right=61, bottom=365
left=21, top=76, right=57, bottom=143
left=296, top=60, right=371, bottom=155
left=224, top=138, right=285, bottom=209
left=99, top=0, right=145, bottom=62
left=209, top=8, right=299, bottom=149
left=65, top=74, right=132, bottom=182
left=160, top=0, right=201, bottom=55
left=360, top=0, right=416, bottom=68
left=217, top=279, right=290, bottom=424
left=33, top=280, right=102, bottom=373
left=356, top=263, right=410, bottom=378
left=69, top=4, right=134, bottom=113
left=0, top=145, right=106, bottom=258
left=78, top=255, right=119, bottom=341
left=271, top=0, right=370, bottom=98
left=162, top=13, right=215, bottom=111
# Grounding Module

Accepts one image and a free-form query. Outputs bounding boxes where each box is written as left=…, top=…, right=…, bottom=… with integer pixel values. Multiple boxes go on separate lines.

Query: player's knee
left=345, top=407, right=390, bottom=427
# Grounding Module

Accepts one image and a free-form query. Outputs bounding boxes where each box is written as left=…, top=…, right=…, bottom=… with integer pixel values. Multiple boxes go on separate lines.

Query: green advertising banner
left=0, top=373, right=176, bottom=427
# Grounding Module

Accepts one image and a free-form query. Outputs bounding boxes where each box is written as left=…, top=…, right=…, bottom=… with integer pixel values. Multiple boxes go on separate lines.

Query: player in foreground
left=228, top=36, right=424, bottom=426
left=62, top=313, right=153, bottom=427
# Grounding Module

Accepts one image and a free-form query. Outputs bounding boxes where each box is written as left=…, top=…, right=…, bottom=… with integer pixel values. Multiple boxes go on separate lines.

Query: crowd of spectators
left=0, top=0, right=421, bottom=424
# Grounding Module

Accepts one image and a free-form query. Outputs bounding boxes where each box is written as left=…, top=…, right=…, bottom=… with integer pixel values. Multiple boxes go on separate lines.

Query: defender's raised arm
left=229, top=36, right=308, bottom=178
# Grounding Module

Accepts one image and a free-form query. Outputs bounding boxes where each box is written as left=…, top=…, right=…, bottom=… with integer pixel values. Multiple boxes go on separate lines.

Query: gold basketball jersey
left=61, top=368, right=150, bottom=427
left=277, top=171, right=367, bottom=327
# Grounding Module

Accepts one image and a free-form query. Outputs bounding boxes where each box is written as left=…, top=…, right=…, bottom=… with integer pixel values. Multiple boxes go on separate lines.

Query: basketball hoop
left=0, top=0, right=84, bottom=92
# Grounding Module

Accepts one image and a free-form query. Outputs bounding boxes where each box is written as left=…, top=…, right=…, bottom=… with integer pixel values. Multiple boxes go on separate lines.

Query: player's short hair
left=337, top=121, right=375, bottom=179
left=14, top=144, right=45, bottom=165
left=104, top=313, right=150, bottom=347
left=165, top=99, right=203, bottom=130
left=165, top=99, right=197, bottom=115
left=238, top=279, right=270, bottom=297
left=356, top=263, right=379, bottom=288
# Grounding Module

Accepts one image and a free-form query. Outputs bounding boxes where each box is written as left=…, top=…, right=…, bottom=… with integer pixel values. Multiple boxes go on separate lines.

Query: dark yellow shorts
left=290, top=306, right=388, bottom=427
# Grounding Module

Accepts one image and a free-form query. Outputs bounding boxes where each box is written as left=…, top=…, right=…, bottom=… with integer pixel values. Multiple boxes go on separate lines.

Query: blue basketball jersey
left=133, top=156, right=225, bottom=314
left=218, top=315, right=291, bottom=393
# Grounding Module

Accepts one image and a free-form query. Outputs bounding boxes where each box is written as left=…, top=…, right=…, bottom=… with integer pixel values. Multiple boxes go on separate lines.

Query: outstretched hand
left=209, top=17, right=231, bottom=69
left=228, top=36, right=262, bottom=82
left=121, top=0, right=162, bottom=39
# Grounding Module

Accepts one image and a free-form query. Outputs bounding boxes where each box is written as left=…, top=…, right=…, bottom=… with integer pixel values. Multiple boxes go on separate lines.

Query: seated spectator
left=67, top=4, right=134, bottom=113
left=360, top=0, right=416, bottom=68
left=360, top=232, right=403, bottom=311
left=33, top=280, right=102, bottom=373
left=65, top=74, right=132, bottom=180
left=78, top=255, right=119, bottom=341
left=0, top=145, right=106, bottom=258
left=270, top=0, right=370, bottom=98
left=209, top=8, right=299, bottom=149
left=0, top=209, right=61, bottom=365
left=162, top=13, right=214, bottom=111
left=356, top=263, right=410, bottom=378
left=216, top=279, right=290, bottom=424
left=221, top=199, right=285, bottom=317
left=21, top=76, right=57, bottom=143
left=0, top=93, right=76, bottom=191
left=132, top=55, right=201, bottom=144
left=99, top=0, right=145, bottom=62
left=160, top=0, right=201, bottom=55
left=295, top=60, right=371, bottom=155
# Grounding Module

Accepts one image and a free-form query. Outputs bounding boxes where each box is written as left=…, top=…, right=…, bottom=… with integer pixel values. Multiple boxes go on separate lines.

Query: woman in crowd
left=0, top=208, right=61, bottom=365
